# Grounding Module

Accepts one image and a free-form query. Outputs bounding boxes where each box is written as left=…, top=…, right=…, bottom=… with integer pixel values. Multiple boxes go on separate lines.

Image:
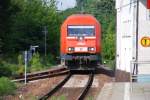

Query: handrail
left=130, top=60, right=150, bottom=91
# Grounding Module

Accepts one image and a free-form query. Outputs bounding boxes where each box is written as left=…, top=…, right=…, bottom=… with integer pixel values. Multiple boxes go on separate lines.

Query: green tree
left=0, top=39, right=2, bottom=53
left=0, top=0, right=12, bottom=36
left=0, top=0, right=19, bottom=54
left=0, top=0, right=20, bottom=54
left=102, top=17, right=115, bottom=60
left=1, top=0, right=61, bottom=58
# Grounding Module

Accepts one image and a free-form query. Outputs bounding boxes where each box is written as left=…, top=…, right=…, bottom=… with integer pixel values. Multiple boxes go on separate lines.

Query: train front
left=60, top=14, right=101, bottom=69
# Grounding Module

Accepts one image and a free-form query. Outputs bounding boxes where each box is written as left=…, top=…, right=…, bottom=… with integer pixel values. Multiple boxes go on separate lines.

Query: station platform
left=96, top=82, right=150, bottom=100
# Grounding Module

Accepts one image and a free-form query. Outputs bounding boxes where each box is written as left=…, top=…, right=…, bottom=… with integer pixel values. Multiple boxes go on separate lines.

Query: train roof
left=66, top=14, right=97, bottom=20
left=62, top=14, right=100, bottom=26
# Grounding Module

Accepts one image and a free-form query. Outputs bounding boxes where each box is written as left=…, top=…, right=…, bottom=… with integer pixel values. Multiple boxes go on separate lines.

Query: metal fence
left=130, top=60, right=150, bottom=91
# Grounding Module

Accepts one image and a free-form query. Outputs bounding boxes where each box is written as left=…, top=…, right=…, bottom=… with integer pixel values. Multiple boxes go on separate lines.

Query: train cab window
left=68, top=26, right=95, bottom=36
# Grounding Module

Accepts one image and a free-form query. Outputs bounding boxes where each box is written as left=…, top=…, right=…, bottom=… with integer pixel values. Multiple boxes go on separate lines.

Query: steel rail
left=13, top=70, right=69, bottom=82
left=39, top=73, right=72, bottom=100
left=12, top=67, right=68, bottom=82
left=77, top=73, right=94, bottom=100
left=15, top=67, right=66, bottom=79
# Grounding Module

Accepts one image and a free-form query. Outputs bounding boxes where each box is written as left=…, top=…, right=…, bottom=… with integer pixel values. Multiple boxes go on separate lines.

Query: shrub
left=0, top=77, right=17, bottom=96
left=7, top=64, right=18, bottom=77
left=0, top=61, right=12, bottom=77
left=47, top=54, right=56, bottom=65
left=42, top=54, right=55, bottom=68
left=17, top=54, right=24, bottom=75
left=30, top=52, right=43, bottom=72
left=0, top=60, right=21, bottom=77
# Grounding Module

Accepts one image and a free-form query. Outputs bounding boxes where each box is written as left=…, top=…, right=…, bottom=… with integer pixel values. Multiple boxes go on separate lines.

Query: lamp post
left=43, top=26, right=48, bottom=57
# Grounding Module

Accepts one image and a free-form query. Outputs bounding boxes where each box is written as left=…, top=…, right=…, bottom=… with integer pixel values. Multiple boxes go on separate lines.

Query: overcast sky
left=56, top=0, right=76, bottom=11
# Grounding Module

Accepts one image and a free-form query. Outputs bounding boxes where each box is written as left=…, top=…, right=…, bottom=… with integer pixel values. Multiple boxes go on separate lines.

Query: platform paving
left=96, top=82, right=150, bottom=100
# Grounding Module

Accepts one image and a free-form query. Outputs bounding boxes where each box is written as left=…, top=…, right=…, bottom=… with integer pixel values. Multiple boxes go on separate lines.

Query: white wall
left=138, top=0, right=150, bottom=74
left=116, top=0, right=137, bottom=72
left=116, top=0, right=150, bottom=74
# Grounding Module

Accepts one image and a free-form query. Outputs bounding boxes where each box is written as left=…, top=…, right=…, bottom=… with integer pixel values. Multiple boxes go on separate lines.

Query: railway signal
left=28, top=45, right=39, bottom=61
left=23, top=45, right=38, bottom=84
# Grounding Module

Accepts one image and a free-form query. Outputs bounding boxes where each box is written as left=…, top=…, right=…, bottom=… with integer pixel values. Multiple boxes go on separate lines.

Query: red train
left=60, top=14, right=101, bottom=69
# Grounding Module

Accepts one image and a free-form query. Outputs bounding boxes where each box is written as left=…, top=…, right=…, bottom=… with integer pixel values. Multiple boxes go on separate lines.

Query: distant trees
left=0, top=0, right=12, bottom=33
left=0, top=0, right=62, bottom=57
left=0, top=0, right=15, bottom=54
left=89, top=0, right=116, bottom=61
left=103, top=18, right=115, bottom=60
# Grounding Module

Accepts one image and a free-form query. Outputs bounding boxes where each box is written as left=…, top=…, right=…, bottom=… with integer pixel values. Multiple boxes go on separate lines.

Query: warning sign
left=141, top=37, right=150, bottom=47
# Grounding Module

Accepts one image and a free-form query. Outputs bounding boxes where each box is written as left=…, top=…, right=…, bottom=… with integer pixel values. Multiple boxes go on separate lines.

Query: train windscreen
left=68, top=26, right=95, bottom=36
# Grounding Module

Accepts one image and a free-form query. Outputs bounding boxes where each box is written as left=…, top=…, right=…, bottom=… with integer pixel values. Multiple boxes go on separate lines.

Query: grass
left=51, top=95, right=67, bottom=100
left=0, top=77, right=17, bottom=97
left=87, top=96, right=94, bottom=100
left=103, top=59, right=115, bottom=70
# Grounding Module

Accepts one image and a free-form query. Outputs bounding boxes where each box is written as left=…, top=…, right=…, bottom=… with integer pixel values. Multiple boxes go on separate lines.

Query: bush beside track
left=0, top=77, right=17, bottom=97
left=0, top=53, right=55, bottom=78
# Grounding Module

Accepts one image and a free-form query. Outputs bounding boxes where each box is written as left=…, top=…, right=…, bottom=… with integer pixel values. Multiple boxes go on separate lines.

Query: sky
left=56, top=0, right=77, bottom=11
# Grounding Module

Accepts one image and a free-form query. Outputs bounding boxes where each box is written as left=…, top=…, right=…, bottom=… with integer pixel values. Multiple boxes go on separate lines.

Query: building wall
left=116, top=0, right=150, bottom=75
left=116, top=0, right=137, bottom=73
left=138, top=0, right=150, bottom=74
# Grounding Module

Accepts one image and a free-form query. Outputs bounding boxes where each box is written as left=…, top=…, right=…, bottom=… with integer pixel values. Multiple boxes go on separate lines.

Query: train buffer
left=96, top=82, right=150, bottom=100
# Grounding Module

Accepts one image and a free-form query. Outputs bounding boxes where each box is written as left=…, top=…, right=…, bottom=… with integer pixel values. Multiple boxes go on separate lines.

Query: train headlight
left=88, top=47, right=95, bottom=51
left=79, top=36, right=84, bottom=41
left=68, top=48, right=72, bottom=51
left=68, top=47, right=74, bottom=51
left=91, top=47, right=94, bottom=51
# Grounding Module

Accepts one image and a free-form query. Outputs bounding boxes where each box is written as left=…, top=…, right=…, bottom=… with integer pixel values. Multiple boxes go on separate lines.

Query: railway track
left=12, top=65, right=113, bottom=99
left=12, top=67, right=69, bottom=82
left=77, top=73, right=94, bottom=100
left=13, top=65, right=114, bottom=82
left=39, top=72, right=94, bottom=100
left=39, top=73, right=72, bottom=100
